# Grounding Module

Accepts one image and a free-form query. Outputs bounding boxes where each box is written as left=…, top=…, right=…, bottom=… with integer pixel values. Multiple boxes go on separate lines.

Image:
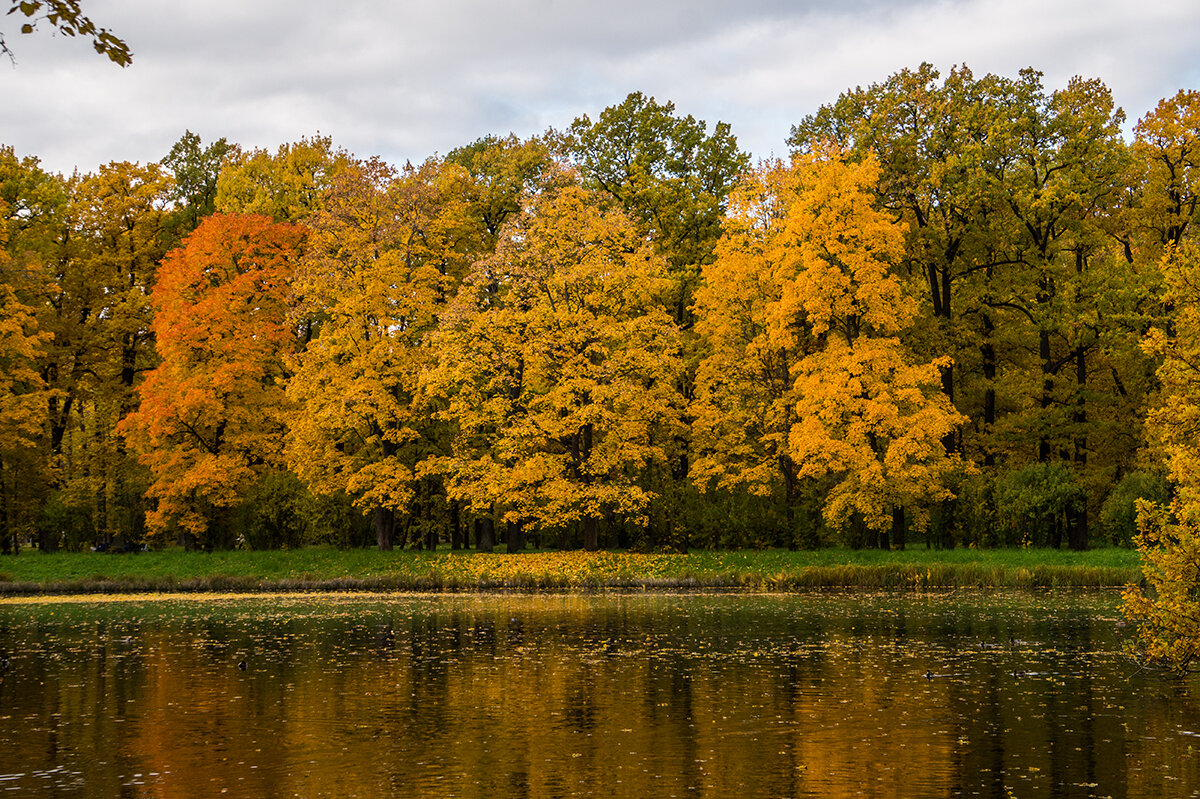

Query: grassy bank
left=0, top=546, right=1143, bottom=594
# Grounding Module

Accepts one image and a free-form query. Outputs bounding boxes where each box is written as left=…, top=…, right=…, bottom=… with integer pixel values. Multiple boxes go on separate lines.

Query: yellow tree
left=427, top=173, right=684, bottom=550
left=0, top=226, right=52, bottom=553
left=215, top=136, right=349, bottom=224
left=692, top=161, right=816, bottom=542
left=42, top=161, right=174, bottom=547
left=285, top=157, right=475, bottom=550
left=781, top=148, right=964, bottom=543
left=1124, top=237, right=1200, bottom=671
left=1130, top=89, right=1200, bottom=251
left=120, top=214, right=306, bottom=546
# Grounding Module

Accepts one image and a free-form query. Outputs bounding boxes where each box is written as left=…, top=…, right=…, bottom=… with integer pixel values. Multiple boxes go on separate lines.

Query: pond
left=0, top=591, right=1196, bottom=798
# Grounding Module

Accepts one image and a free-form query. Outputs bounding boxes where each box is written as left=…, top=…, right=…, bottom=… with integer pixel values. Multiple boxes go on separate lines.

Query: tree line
left=2, top=65, right=1196, bottom=554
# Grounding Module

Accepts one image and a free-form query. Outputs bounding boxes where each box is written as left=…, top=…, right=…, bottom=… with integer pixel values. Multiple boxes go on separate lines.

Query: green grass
left=0, top=546, right=1144, bottom=594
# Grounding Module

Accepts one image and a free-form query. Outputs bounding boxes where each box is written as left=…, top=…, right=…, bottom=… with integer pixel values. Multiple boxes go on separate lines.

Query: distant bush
left=994, top=462, right=1085, bottom=548
left=1098, top=471, right=1170, bottom=546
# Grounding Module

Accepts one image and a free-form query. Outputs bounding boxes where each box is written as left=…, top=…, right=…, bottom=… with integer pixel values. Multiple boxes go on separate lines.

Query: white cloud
left=2, top=0, right=1197, bottom=175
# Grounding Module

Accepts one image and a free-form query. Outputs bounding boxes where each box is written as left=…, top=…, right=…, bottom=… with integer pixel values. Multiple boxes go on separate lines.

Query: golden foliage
left=694, top=149, right=963, bottom=530
left=1125, top=240, right=1200, bottom=671
left=284, top=157, right=475, bottom=516
left=426, top=170, right=684, bottom=530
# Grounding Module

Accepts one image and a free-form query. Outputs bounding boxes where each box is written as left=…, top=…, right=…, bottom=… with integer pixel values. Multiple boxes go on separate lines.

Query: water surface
left=0, top=591, right=1195, bottom=798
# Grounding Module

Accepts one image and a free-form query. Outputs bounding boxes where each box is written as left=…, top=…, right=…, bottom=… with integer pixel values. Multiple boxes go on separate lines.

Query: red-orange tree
left=120, top=213, right=305, bottom=545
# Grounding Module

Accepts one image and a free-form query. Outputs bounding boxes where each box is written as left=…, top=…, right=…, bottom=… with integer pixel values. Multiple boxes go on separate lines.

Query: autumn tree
left=446, top=133, right=552, bottom=248
left=215, top=136, right=349, bottom=224
left=426, top=171, right=684, bottom=550
left=120, top=214, right=306, bottom=546
left=28, top=161, right=174, bottom=548
left=1123, top=237, right=1200, bottom=672
left=0, top=224, right=52, bottom=553
left=776, top=148, right=963, bottom=544
left=285, top=157, right=475, bottom=551
left=794, top=66, right=1137, bottom=549
left=691, top=161, right=817, bottom=544
left=558, top=91, right=748, bottom=327
left=1129, top=90, right=1200, bottom=251
left=162, top=130, right=234, bottom=237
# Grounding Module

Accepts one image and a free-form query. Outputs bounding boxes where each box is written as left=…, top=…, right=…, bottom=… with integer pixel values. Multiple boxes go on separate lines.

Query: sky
left=3, top=0, right=1199, bottom=176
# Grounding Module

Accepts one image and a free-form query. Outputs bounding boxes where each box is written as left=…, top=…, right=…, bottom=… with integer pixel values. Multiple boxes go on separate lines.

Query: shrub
left=1098, top=471, right=1170, bottom=546
left=994, top=462, right=1084, bottom=547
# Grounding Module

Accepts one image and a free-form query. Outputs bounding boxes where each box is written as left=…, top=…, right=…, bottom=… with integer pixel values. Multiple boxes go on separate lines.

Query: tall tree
left=161, top=130, right=234, bottom=237
left=1124, top=237, right=1200, bottom=671
left=285, top=157, right=475, bottom=551
left=426, top=172, right=684, bottom=550
left=120, top=214, right=306, bottom=546
left=446, top=133, right=552, bottom=248
left=782, top=148, right=964, bottom=542
left=0, top=225, right=52, bottom=553
left=215, top=136, right=349, bottom=224
left=691, top=160, right=815, bottom=541
left=43, top=161, right=173, bottom=547
left=558, top=91, right=749, bottom=326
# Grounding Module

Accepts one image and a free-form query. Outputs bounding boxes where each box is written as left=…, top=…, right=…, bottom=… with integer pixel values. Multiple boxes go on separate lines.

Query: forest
left=2, top=64, right=1197, bottom=555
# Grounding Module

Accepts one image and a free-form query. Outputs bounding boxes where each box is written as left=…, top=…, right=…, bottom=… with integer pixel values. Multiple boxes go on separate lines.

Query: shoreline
left=0, top=561, right=1142, bottom=597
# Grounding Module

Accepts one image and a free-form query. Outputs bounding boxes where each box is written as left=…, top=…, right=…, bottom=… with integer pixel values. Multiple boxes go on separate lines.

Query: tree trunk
left=780, top=453, right=797, bottom=550
left=1069, top=342, right=1089, bottom=551
left=475, top=516, right=494, bottom=553
left=1039, top=326, right=1053, bottom=464
left=450, top=500, right=463, bottom=550
left=981, top=312, right=997, bottom=469
left=373, top=506, right=394, bottom=551
left=892, top=505, right=906, bottom=551
left=583, top=515, right=599, bottom=552
left=506, top=519, right=525, bottom=553
left=0, top=456, right=10, bottom=555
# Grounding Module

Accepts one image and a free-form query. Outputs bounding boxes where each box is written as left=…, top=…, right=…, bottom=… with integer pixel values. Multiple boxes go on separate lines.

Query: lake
left=0, top=591, right=1196, bottom=798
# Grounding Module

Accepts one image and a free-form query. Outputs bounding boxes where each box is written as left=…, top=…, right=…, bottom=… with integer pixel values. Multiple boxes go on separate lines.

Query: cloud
left=2, top=0, right=1197, bottom=175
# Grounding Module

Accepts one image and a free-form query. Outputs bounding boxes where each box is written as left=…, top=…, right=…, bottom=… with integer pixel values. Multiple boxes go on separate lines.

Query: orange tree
left=120, top=213, right=306, bottom=546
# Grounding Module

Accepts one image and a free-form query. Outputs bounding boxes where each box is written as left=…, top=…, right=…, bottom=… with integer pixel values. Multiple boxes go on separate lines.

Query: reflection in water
left=0, top=592, right=1196, bottom=798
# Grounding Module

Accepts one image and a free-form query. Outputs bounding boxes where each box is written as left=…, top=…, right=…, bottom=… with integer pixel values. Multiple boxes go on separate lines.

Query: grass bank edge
left=0, top=547, right=1144, bottom=594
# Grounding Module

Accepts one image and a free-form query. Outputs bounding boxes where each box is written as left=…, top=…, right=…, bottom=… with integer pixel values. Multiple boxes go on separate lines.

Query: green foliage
left=994, top=462, right=1085, bottom=547
left=161, top=130, right=234, bottom=237
left=1098, top=471, right=1169, bottom=545
left=559, top=91, right=749, bottom=324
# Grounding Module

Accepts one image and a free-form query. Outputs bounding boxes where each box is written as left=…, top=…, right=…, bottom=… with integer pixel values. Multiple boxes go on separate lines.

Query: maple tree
left=691, top=160, right=815, bottom=542
left=778, top=148, right=963, bottom=540
left=1122, top=237, right=1200, bottom=671
left=120, top=213, right=306, bottom=545
left=426, top=171, right=684, bottom=550
left=285, top=157, right=474, bottom=550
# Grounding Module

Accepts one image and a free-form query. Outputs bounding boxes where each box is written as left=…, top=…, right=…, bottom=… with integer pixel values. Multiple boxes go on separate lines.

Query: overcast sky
left=3, top=0, right=1199, bottom=176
